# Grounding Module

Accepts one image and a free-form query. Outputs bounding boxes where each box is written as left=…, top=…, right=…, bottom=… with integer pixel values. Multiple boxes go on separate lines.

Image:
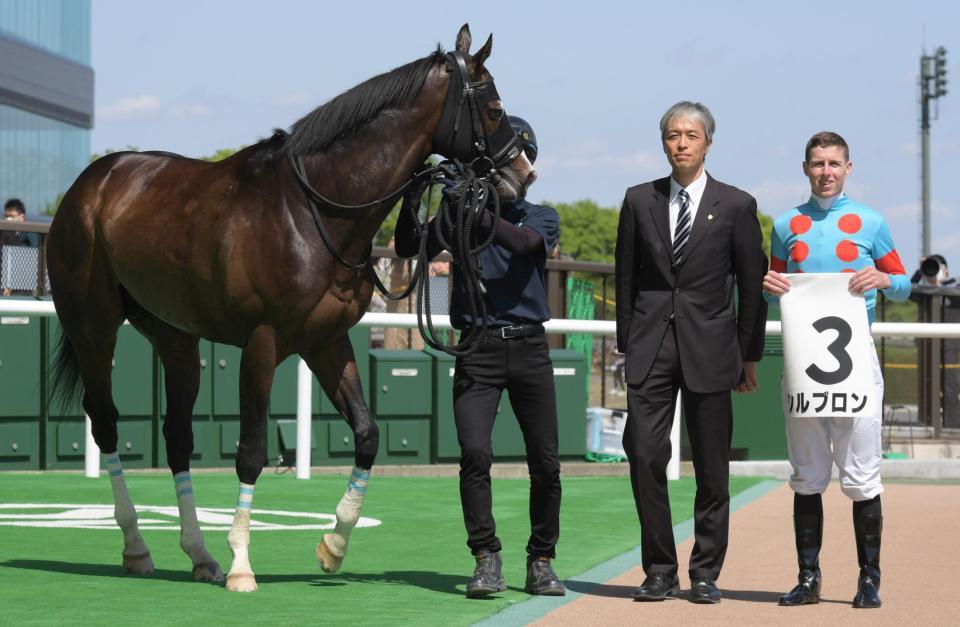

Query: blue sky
left=92, top=0, right=959, bottom=272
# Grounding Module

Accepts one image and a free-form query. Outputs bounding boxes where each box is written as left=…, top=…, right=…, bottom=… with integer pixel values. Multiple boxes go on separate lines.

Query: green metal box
left=549, top=349, right=588, bottom=458
left=379, top=417, right=430, bottom=464
left=368, top=349, right=432, bottom=465
left=0, top=309, right=42, bottom=469
left=369, top=349, right=432, bottom=416
left=730, top=317, right=788, bottom=460
left=44, top=320, right=157, bottom=469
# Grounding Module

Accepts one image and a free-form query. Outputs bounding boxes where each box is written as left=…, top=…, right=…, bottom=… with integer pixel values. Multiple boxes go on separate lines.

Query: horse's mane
left=282, top=46, right=446, bottom=156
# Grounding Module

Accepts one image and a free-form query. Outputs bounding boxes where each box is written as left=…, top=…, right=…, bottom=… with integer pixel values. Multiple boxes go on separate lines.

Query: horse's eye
left=487, top=107, right=504, bottom=122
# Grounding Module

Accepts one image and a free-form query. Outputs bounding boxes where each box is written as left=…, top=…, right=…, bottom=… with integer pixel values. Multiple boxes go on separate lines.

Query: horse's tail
left=49, top=327, right=84, bottom=413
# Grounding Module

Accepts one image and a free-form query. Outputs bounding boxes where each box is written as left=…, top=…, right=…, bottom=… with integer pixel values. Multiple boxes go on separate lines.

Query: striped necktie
left=673, top=188, right=691, bottom=263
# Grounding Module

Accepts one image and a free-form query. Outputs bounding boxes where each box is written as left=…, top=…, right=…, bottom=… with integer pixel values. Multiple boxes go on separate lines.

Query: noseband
left=432, top=51, right=523, bottom=174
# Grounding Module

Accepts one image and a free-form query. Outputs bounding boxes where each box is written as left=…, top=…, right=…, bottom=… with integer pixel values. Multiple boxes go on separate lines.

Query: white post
left=296, top=358, right=312, bottom=480
left=667, top=391, right=681, bottom=480
left=84, top=414, right=99, bottom=478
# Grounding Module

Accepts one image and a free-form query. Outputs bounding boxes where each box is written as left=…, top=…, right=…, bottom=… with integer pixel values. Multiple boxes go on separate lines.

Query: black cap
left=508, top=115, right=538, bottom=164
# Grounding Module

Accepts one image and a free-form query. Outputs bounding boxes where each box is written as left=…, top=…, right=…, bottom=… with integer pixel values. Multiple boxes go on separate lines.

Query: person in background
left=910, top=254, right=955, bottom=287
left=910, top=254, right=959, bottom=428
left=3, top=198, right=40, bottom=247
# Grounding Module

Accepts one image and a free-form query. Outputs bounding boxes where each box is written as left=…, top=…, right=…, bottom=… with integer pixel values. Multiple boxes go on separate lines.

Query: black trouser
left=623, top=324, right=733, bottom=580
left=453, top=328, right=561, bottom=557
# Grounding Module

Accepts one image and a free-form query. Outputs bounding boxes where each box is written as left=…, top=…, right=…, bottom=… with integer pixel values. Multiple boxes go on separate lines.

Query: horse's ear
left=473, top=34, right=492, bottom=69
left=455, top=23, right=471, bottom=54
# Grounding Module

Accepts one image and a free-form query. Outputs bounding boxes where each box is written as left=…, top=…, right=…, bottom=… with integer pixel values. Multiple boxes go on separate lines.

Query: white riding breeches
left=784, top=340, right=884, bottom=502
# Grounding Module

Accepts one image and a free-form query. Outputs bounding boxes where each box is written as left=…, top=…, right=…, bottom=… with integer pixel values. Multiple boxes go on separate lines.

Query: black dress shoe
left=466, top=551, right=505, bottom=598
left=525, top=555, right=566, bottom=596
left=632, top=572, right=680, bottom=602
left=690, top=578, right=722, bottom=604
left=779, top=569, right=821, bottom=606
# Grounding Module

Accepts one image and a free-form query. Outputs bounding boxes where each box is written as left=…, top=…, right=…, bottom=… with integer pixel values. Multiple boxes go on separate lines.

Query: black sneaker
left=466, top=551, right=505, bottom=598
left=525, top=555, right=566, bottom=596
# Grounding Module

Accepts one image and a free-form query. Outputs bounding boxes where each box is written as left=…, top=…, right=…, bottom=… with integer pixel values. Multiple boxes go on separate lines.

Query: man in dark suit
left=614, top=101, right=767, bottom=604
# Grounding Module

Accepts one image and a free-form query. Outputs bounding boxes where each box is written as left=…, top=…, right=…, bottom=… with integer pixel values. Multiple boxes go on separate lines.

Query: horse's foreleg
left=226, top=482, right=258, bottom=592
left=303, top=336, right=378, bottom=574
left=317, top=467, right=370, bottom=573
left=225, top=327, right=277, bottom=592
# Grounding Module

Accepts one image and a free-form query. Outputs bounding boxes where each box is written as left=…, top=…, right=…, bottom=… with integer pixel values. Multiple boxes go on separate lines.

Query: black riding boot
left=853, top=496, right=883, bottom=609
left=779, top=493, right=823, bottom=606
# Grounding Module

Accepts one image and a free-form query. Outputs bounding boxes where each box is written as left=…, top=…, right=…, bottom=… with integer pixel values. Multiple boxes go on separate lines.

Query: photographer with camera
left=911, top=254, right=956, bottom=287
left=911, top=254, right=959, bottom=428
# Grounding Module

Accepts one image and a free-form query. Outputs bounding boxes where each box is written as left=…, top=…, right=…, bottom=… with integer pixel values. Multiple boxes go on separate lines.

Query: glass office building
left=0, top=0, right=93, bottom=216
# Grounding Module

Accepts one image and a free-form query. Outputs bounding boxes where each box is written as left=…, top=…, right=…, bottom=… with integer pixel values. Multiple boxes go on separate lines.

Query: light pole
left=920, top=46, right=947, bottom=256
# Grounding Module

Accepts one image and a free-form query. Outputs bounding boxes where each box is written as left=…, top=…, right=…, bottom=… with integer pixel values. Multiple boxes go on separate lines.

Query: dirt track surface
left=536, top=483, right=957, bottom=626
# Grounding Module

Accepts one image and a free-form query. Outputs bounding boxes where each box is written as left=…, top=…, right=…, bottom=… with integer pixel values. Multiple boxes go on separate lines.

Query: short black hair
left=4, top=198, right=25, bottom=215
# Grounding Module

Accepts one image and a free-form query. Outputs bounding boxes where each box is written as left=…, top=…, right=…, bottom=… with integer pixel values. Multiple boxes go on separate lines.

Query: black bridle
left=288, top=51, right=522, bottom=279
left=432, top=51, right=524, bottom=175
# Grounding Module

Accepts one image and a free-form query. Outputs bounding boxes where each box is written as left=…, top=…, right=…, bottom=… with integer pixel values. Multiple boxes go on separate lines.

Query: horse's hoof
left=122, top=551, right=155, bottom=575
left=193, top=561, right=225, bottom=583
left=317, top=536, right=343, bottom=574
left=225, top=572, right=258, bottom=592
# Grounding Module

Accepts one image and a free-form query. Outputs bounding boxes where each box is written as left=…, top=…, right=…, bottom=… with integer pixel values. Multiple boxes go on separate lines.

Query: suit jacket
left=614, top=174, right=768, bottom=393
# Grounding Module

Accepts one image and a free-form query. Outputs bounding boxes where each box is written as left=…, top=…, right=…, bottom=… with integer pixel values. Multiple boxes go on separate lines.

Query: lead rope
left=415, top=165, right=500, bottom=357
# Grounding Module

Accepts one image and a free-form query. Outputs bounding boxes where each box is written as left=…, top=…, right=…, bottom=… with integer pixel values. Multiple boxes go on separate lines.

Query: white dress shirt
left=668, top=170, right=708, bottom=244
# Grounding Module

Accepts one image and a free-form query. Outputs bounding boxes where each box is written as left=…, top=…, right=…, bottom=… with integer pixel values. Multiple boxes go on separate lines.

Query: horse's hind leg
left=302, top=334, right=378, bottom=574
left=127, top=306, right=223, bottom=583
left=58, top=290, right=154, bottom=574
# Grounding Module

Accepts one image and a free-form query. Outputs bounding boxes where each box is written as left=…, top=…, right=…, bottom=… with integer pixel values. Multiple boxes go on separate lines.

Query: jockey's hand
left=763, top=270, right=791, bottom=296
left=849, top=266, right=891, bottom=295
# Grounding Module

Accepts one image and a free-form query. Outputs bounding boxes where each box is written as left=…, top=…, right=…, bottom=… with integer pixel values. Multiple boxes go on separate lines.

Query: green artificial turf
left=0, top=472, right=763, bottom=625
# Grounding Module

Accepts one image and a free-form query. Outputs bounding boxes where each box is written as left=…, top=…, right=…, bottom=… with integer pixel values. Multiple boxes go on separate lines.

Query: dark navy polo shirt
left=450, top=198, right=560, bottom=329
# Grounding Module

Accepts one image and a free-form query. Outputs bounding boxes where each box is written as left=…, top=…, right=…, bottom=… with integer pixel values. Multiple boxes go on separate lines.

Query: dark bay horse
left=46, top=24, right=535, bottom=592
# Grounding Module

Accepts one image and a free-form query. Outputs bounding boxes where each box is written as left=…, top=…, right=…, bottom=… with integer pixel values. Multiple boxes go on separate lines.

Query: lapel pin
left=707, top=214, right=714, bottom=220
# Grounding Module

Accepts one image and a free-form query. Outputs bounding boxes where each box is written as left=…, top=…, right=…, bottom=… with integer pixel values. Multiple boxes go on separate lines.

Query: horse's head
left=433, top=24, right=536, bottom=201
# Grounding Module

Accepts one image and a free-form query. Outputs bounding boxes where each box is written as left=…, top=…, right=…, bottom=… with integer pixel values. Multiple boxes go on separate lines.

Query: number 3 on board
left=805, top=316, right=853, bottom=385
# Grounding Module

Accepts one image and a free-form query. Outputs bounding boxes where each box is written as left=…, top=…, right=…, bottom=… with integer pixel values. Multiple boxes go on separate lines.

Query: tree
left=43, top=192, right=65, bottom=216
left=548, top=199, right=620, bottom=262
left=89, top=145, right=139, bottom=163
left=200, top=147, right=245, bottom=162
left=758, top=210, right=773, bottom=260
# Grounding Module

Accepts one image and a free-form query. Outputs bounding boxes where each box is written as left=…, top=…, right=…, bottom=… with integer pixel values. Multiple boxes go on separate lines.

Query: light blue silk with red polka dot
left=767, top=194, right=910, bottom=322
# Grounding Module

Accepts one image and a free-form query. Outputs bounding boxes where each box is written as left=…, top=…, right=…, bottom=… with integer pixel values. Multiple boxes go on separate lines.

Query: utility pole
left=920, top=46, right=948, bottom=255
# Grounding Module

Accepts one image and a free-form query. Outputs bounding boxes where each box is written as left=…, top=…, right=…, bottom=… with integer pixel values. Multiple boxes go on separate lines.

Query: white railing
left=4, top=299, right=960, bottom=480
